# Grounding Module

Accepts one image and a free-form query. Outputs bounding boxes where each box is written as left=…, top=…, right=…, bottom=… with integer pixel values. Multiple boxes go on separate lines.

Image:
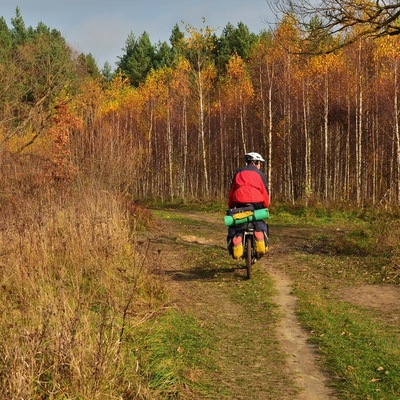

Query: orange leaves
left=49, top=102, right=82, bottom=181
left=223, top=53, right=254, bottom=107
left=171, top=57, right=191, bottom=96
left=307, top=51, right=344, bottom=76
left=101, top=73, right=137, bottom=115
left=226, top=53, right=248, bottom=80
left=374, top=35, right=400, bottom=61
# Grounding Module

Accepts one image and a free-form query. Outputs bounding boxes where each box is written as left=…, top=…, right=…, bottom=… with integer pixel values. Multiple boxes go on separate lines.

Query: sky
left=1, top=0, right=275, bottom=70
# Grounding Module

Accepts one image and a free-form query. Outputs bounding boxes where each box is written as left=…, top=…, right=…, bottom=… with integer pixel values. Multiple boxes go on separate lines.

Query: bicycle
left=225, top=206, right=269, bottom=279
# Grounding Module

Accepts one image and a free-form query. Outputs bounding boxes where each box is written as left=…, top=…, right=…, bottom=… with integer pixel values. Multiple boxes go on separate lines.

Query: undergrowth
left=272, top=204, right=400, bottom=284
left=0, top=181, right=168, bottom=399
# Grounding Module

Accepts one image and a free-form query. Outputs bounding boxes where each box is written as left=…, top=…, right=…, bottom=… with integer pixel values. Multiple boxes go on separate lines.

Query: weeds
left=0, top=182, right=166, bottom=398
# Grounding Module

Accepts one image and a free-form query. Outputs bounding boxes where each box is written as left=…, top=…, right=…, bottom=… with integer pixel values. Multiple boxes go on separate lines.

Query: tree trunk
left=394, top=62, right=400, bottom=204
left=303, top=81, right=311, bottom=204
left=167, top=103, right=174, bottom=200
left=198, top=68, right=209, bottom=196
left=323, top=75, right=329, bottom=201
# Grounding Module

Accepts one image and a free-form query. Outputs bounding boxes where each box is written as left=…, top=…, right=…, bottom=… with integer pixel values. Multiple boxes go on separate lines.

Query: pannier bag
left=254, top=231, right=267, bottom=254
left=232, top=235, right=244, bottom=259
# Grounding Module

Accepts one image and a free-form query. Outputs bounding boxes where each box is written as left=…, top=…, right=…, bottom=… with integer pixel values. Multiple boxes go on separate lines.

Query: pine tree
left=216, top=22, right=257, bottom=72
left=117, top=32, right=155, bottom=87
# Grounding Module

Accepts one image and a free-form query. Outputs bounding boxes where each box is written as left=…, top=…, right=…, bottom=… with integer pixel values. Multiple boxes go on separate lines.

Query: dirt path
left=266, top=257, right=335, bottom=399
left=149, top=210, right=337, bottom=399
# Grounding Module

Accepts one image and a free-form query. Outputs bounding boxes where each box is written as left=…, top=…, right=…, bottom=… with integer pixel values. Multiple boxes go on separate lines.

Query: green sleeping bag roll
left=224, top=208, right=269, bottom=226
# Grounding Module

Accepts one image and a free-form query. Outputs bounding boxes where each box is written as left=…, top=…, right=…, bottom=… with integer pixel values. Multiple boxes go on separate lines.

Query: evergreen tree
left=154, top=41, right=173, bottom=69
left=10, top=7, right=27, bottom=45
left=170, top=23, right=186, bottom=57
left=101, top=61, right=114, bottom=82
left=216, top=22, right=257, bottom=72
left=77, top=52, right=100, bottom=77
left=0, top=17, right=12, bottom=61
left=117, top=31, right=155, bottom=87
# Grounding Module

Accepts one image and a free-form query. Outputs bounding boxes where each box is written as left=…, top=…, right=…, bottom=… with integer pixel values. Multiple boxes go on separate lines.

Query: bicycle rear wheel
left=245, top=236, right=252, bottom=279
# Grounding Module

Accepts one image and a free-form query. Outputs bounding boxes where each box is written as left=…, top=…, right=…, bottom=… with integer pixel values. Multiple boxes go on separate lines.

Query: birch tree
left=183, top=22, right=217, bottom=196
left=375, top=35, right=400, bottom=204
left=249, top=35, right=276, bottom=194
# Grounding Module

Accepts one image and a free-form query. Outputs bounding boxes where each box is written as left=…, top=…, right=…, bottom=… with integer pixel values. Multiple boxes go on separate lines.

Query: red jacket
left=228, top=165, right=270, bottom=209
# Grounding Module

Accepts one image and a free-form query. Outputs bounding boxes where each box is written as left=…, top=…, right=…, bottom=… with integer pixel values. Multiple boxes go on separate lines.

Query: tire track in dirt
left=265, top=254, right=336, bottom=400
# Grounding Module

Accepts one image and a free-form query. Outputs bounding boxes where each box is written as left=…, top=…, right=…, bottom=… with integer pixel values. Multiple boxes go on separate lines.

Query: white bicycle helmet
left=245, top=152, right=265, bottom=163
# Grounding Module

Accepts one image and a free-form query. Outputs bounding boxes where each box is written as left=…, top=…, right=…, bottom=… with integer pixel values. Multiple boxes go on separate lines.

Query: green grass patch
left=152, top=209, right=221, bottom=233
left=131, top=309, right=214, bottom=398
left=152, top=209, right=208, bottom=225
left=295, top=291, right=400, bottom=400
left=270, top=203, right=359, bottom=225
left=189, top=245, right=279, bottom=317
left=307, top=228, right=376, bottom=257
left=231, top=266, right=279, bottom=315
left=302, top=223, right=399, bottom=284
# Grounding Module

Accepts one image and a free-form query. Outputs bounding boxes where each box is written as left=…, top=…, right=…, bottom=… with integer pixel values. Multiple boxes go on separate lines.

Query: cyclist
left=227, top=152, right=270, bottom=258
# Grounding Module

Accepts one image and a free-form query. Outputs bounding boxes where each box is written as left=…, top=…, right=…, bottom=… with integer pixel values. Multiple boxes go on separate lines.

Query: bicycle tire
left=245, top=236, right=252, bottom=279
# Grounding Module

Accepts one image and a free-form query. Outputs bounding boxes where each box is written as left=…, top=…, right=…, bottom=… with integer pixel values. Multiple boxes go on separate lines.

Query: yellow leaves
left=200, top=63, right=217, bottom=88
left=72, top=72, right=136, bottom=120
left=273, top=14, right=303, bottom=54
left=222, top=54, right=254, bottom=109
left=226, top=53, right=247, bottom=80
left=308, top=51, right=344, bottom=76
left=100, top=73, right=138, bottom=116
left=171, top=58, right=191, bottom=95
left=176, top=57, right=191, bottom=73
left=183, top=21, right=216, bottom=53
left=7, top=130, right=45, bottom=155
left=374, top=35, right=400, bottom=60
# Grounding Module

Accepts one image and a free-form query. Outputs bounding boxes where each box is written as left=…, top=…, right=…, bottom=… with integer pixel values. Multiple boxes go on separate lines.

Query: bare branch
left=268, top=0, right=400, bottom=53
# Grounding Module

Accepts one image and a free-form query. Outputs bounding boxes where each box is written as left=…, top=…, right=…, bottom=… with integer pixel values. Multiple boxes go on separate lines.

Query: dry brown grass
left=0, top=166, right=165, bottom=398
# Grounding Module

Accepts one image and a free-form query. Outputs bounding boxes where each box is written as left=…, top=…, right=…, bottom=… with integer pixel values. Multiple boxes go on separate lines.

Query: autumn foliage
left=2, top=11, right=400, bottom=207
left=1, top=8, right=400, bottom=398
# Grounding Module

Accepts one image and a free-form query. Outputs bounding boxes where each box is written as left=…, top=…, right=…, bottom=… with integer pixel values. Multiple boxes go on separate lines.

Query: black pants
left=234, top=202, right=264, bottom=210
